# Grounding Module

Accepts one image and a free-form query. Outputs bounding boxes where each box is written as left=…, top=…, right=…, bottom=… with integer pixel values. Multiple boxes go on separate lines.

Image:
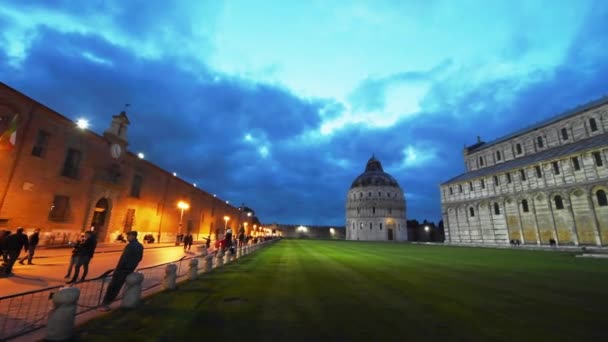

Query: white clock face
left=111, top=144, right=122, bottom=158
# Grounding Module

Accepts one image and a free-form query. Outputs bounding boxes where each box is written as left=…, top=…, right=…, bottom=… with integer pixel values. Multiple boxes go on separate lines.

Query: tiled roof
left=442, top=133, right=608, bottom=185
left=467, top=96, right=608, bottom=153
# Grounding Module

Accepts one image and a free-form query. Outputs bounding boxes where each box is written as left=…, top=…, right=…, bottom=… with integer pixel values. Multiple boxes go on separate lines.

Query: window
left=561, top=128, right=569, bottom=140
left=370, top=223, right=373, bottom=230
left=368, top=192, right=371, bottom=197
left=593, top=152, right=603, bottom=167
left=481, top=179, right=485, bottom=189
left=449, top=187, right=453, bottom=195
left=387, top=192, right=390, bottom=197
left=590, top=118, right=598, bottom=132
left=31, top=130, right=50, bottom=157
left=572, top=157, right=581, bottom=171
left=49, top=195, right=69, bottom=221
left=130, top=175, right=143, bottom=198
left=61, top=148, right=82, bottom=179
left=493, top=203, right=500, bottom=215
left=552, top=161, right=560, bottom=175
left=360, top=223, right=363, bottom=229
left=359, top=192, right=363, bottom=198
left=522, top=199, right=529, bottom=213
left=379, top=223, right=383, bottom=230
left=520, top=169, right=526, bottom=181
left=493, top=175, right=498, bottom=186
left=507, top=173, right=512, bottom=184
left=535, top=165, right=542, bottom=178
left=357, top=207, right=360, bottom=214
left=469, top=182, right=473, bottom=191
left=372, top=207, right=376, bottom=214
left=597, top=190, right=608, bottom=206
left=458, top=184, right=463, bottom=193
left=388, top=208, right=392, bottom=214
left=469, top=207, right=475, bottom=217
left=352, top=222, right=355, bottom=229
left=479, top=156, right=484, bottom=166
left=496, top=151, right=501, bottom=161
left=378, top=192, right=381, bottom=197
left=516, top=143, right=522, bottom=155
left=537, top=136, right=544, bottom=148
left=124, top=208, right=135, bottom=231
left=554, top=195, right=564, bottom=210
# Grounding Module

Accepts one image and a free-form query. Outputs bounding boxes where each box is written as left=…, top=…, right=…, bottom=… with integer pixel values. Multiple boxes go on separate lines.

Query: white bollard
left=121, top=272, right=144, bottom=308
left=188, top=258, right=199, bottom=280
left=46, top=287, right=80, bottom=341
left=204, top=254, right=214, bottom=272
left=216, top=251, right=224, bottom=268
left=163, top=264, right=177, bottom=290
left=196, top=245, right=207, bottom=256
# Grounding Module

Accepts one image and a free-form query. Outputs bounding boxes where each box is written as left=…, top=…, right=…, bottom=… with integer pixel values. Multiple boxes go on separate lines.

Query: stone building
left=441, top=97, right=608, bottom=246
left=345, top=156, right=407, bottom=241
left=0, top=82, right=255, bottom=245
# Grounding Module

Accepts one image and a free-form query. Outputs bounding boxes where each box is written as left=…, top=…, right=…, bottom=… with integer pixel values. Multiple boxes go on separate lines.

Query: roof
left=350, top=155, right=401, bottom=189
left=442, top=133, right=608, bottom=185
left=467, top=96, right=608, bottom=153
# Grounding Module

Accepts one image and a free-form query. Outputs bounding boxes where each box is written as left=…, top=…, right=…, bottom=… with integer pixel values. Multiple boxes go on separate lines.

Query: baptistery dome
left=345, top=156, right=407, bottom=241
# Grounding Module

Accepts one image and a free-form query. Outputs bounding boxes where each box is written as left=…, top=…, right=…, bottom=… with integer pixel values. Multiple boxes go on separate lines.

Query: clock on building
left=110, top=143, right=122, bottom=158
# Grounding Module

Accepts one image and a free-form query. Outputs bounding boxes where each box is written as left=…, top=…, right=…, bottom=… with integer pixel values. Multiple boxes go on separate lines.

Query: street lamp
left=424, top=226, right=430, bottom=232
left=223, top=216, right=230, bottom=230
left=177, top=201, right=190, bottom=245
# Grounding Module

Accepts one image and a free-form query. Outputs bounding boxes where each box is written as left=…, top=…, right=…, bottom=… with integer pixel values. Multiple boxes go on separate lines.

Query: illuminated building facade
left=441, top=98, right=608, bottom=246
left=0, top=82, right=254, bottom=244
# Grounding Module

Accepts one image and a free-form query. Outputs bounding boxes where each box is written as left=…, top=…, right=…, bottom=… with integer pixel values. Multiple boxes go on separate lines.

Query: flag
left=0, top=114, right=18, bottom=151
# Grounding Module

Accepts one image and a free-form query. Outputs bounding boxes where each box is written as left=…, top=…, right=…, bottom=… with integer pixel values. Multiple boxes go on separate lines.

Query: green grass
left=77, top=240, right=608, bottom=342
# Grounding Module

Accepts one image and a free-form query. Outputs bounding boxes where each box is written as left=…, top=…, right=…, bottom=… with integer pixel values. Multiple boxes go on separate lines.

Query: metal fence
left=0, top=239, right=277, bottom=341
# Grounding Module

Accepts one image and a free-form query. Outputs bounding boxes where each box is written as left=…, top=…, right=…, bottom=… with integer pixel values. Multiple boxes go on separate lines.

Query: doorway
left=91, top=198, right=110, bottom=241
left=388, top=228, right=394, bottom=241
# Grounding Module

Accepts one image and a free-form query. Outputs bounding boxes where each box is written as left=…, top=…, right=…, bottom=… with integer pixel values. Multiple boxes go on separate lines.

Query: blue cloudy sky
left=1, top=1, right=607, bottom=226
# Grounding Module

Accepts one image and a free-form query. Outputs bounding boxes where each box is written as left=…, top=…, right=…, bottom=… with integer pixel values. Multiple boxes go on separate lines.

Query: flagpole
left=0, top=104, right=38, bottom=215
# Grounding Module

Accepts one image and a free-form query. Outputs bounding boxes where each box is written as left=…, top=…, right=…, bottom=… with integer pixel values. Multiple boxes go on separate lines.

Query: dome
left=350, top=156, right=400, bottom=189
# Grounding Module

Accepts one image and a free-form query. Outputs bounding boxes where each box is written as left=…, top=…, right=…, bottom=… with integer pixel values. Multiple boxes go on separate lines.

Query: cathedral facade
left=346, top=156, right=407, bottom=241
left=441, top=98, right=608, bottom=246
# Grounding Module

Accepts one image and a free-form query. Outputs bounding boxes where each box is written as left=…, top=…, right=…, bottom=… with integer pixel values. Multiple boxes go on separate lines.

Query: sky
left=1, top=0, right=608, bottom=226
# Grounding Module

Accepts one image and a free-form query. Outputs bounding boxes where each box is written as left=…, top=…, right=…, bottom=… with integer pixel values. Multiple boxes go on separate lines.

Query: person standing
left=2, top=227, right=29, bottom=276
left=65, top=234, right=84, bottom=279
left=67, top=231, right=97, bottom=284
left=0, top=229, right=11, bottom=265
left=183, top=234, right=193, bottom=251
left=99, top=231, right=143, bottom=311
left=19, top=228, right=40, bottom=265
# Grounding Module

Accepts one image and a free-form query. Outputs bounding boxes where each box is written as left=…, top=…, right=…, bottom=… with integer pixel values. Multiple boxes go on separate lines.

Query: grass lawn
left=77, top=240, right=608, bottom=342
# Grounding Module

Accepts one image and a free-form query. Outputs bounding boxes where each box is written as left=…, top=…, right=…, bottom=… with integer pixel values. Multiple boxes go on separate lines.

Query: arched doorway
left=387, top=220, right=396, bottom=241
left=91, top=198, right=111, bottom=241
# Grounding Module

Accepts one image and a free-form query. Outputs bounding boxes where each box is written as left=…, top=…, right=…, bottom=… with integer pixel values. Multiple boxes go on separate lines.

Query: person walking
left=19, top=228, right=40, bottom=265
left=99, top=231, right=143, bottom=311
left=2, top=227, right=29, bottom=276
left=67, top=231, right=97, bottom=284
left=183, top=234, right=193, bottom=251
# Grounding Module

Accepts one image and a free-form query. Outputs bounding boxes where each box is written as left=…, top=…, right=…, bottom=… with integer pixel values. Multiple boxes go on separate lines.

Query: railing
left=0, top=239, right=279, bottom=340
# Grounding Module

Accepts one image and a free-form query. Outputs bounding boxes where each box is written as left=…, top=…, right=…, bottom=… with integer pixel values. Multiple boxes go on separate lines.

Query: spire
left=365, top=155, right=384, bottom=172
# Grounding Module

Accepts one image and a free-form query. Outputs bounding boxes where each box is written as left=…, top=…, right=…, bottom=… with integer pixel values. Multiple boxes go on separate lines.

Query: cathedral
left=441, top=98, right=608, bottom=246
left=345, top=156, right=407, bottom=241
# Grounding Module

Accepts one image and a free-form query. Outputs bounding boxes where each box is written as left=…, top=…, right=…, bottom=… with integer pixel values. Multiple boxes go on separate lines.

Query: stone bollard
left=236, top=246, right=241, bottom=259
left=188, top=258, right=199, bottom=280
left=163, top=263, right=177, bottom=290
left=121, top=272, right=144, bottom=308
left=204, top=253, right=214, bottom=272
left=46, top=287, right=80, bottom=341
left=196, top=245, right=207, bottom=256
left=216, top=251, right=224, bottom=268
left=225, top=250, right=233, bottom=264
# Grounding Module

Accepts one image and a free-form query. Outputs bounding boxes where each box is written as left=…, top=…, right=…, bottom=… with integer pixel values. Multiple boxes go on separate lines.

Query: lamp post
left=424, top=225, right=430, bottom=242
left=223, top=215, right=230, bottom=231
left=177, top=201, right=190, bottom=245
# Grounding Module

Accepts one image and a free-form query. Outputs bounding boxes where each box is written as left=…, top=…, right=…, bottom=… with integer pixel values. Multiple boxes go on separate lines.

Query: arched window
left=469, top=207, right=475, bottom=217
left=537, top=136, right=544, bottom=148
left=496, top=150, right=501, bottom=161
left=516, top=143, right=522, bottom=155
left=479, top=156, right=484, bottom=166
left=522, top=199, right=529, bottom=213
left=554, top=195, right=564, bottom=210
left=360, top=222, right=363, bottom=229
left=597, top=190, right=608, bottom=206
left=590, top=118, right=598, bottom=132
left=493, top=203, right=500, bottom=215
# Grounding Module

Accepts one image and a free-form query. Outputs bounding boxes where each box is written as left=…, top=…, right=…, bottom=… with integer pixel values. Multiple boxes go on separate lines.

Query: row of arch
left=346, top=219, right=407, bottom=241
left=468, top=112, right=607, bottom=171
left=445, top=185, right=608, bottom=246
